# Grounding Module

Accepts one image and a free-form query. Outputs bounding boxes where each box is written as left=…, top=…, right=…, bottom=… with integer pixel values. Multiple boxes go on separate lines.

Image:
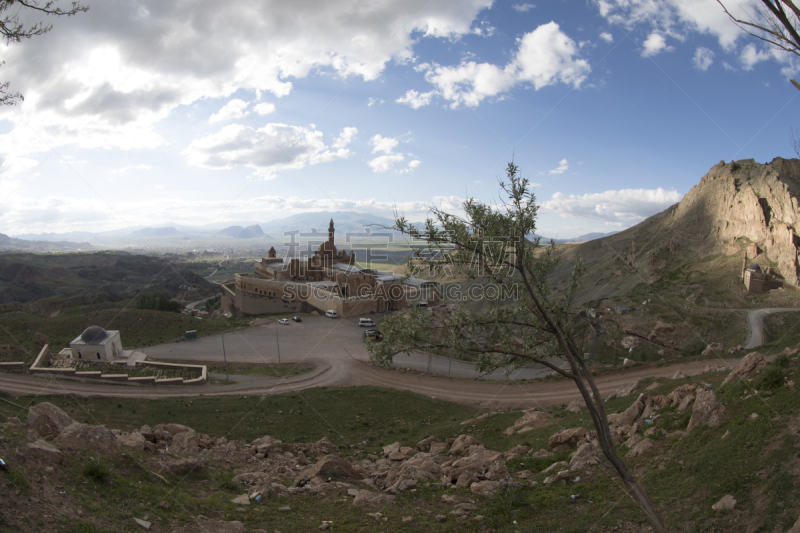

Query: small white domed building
left=69, top=326, right=123, bottom=361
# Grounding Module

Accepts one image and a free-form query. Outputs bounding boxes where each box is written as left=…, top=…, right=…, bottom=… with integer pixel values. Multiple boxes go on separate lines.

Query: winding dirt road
left=0, top=313, right=743, bottom=408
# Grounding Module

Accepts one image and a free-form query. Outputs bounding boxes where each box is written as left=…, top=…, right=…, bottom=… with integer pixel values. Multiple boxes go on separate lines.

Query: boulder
left=139, top=425, right=155, bottom=442
left=55, top=423, right=118, bottom=451
left=170, top=429, right=200, bottom=453
left=623, top=358, right=636, bottom=367
left=565, top=400, right=583, bottom=413
left=353, top=490, right=396, bottom=507
left=27, top=402, right=75, bottom=440
left=251, top=435, right=282, bottom=455
left=26, top=439, right=62, bottom=464
left=701, top=342, right=723, bottom=357
left=666, top=384, right=695, bottom=407
left=117, top=432, right=146, bottom=451
left=449, top=435, right=482, bottom=456
left=621, top=336, right=639, bottom=350
left=615, top=378, right=642, bottom=398
left=415, top=436, right=441, bottom=452
left=607, top=394, right=647, bottom=428
left=470, top=480, right=503, bottom=497
left=502, top=410, right=551, bottom=437
left=627, top=438, right=656, bottom=458
left=722, top=352, right=769, bottom=386
left=711, top=494, right=737, bottom=511
left=569, top=443, right=603, bottom=471
left=312, top=437, right=335, bottom=455
left=541, top=461, right=569, bottom=474
left=548, top=428, right=588, bottom=450
left=676, top=394, right=696, bottom=413
left=687, top=390, right=726, bottom=432
left=382, top=442, right=401, bottom=457
left=429, top=442, right=448, bottom=455
left=294, top=455, right=363, bottom=486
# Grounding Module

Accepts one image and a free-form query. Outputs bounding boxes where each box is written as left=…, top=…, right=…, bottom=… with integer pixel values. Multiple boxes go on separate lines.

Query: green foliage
left=756, top=365, right=785, bottom=390
left=136, top=292, right=182, bottom=313
left=83, top=458, right=111, bottom=484
left=682, top=338, right=706, bottom=357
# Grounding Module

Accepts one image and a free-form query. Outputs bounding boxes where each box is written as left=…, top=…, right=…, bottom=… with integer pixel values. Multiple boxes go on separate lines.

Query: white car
left=277, top=318, right=290, bottom=325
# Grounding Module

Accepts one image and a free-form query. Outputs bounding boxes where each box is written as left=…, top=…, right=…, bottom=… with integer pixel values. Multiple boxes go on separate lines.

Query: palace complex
left=220, top=219, right=440, bottom=317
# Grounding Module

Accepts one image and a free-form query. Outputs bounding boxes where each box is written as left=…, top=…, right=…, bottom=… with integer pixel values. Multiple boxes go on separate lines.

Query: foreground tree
left=1, top=0, right=87, bottom=105
left=367, top=162, right=667, bottom=533
left=717, top=0, right=800, bottom=90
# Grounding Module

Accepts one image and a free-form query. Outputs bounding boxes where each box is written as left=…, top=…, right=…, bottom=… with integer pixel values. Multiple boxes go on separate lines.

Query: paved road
left=0, top=314, right=748, bottom=408
left=744, top=307, right=800, bottom=349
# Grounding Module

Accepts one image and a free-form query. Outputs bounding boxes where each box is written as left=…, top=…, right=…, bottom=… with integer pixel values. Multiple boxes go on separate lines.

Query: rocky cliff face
left=669, top=157, right=800, bottom=284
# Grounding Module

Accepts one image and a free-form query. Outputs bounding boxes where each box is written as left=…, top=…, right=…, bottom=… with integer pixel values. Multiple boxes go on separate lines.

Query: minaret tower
left=328, top=218, right=335, bottom=245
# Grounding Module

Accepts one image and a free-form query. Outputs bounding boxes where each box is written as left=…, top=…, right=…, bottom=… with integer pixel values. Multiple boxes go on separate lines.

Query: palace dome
left=80, top=326, right=108, bottom=344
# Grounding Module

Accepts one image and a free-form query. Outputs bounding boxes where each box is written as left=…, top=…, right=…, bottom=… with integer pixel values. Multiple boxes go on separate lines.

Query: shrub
left=82, top=459, right=111, bottom=484
left=681, top=339, right=707, bottom=357
left=756, top=365, right=785, bottom=391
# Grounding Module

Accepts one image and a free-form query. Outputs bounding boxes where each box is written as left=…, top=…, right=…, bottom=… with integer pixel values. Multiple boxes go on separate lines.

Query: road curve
left=744, top=307, right=800, bottom=349
left=0, top=356, right=743, bottom=409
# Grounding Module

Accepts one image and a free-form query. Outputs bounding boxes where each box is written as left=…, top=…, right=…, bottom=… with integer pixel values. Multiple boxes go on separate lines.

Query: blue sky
left=0, top=0, right=797, bottom=239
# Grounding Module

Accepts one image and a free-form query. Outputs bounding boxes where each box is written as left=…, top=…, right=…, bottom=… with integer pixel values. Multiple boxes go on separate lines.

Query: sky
left=0, top=0, right=798, bottom=239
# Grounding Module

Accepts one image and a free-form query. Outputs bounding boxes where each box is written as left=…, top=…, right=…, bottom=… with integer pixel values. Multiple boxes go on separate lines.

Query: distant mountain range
left=0, top=233, right=92, bottom=252
left=9, top=210, right=618, bottom=249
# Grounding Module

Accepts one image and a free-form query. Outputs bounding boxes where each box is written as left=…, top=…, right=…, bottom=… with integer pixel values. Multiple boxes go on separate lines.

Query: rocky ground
left=2, top=349, right=800, bottom=532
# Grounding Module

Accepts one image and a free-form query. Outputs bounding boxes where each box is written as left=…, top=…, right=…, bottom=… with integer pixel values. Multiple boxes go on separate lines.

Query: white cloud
left=182, top=123, right=355, bottom=179
left=593, top=0, right=751, bottom=51
left=740, top=43, right=770, bottom=70
left=0, top=0, right=493, bottom=156
left=641, top=32, right=670, bottom=57
left=332, top=127, right=358, bottom=149
left=396, top=89, right=437, bottom=109
left=253, top=102, right=276, bottom=115
left=369, top=153, right=405, bottom=173
left=540, top=187, right=683, bottom=224
left=367, top=97, right=385, bottom=107
left=370, top=134, right=400, bottom=154
left=209, top=99, right=250, bottom=123
left=418, top=22, right=590, bottom=108
left=549, top=159, right=569, bottom=175
left=368, top=133, right=419, bottom=173
left=600, top=31, right=614, bottom=43
left=512, top=3, right=535, bottom=12
left=693, top=47, right=715, bottom=70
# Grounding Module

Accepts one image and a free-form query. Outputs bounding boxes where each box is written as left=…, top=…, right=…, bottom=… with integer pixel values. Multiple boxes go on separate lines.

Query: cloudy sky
left=0, top=0, right=797, bottom=239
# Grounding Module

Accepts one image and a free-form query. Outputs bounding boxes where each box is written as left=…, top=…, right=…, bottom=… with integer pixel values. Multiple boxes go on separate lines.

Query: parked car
left=325, top=310, right=338, bottom=318
left=291, top=316, right=302, bottom=322
left=363, top=329, right=384, bottom=341
left=359, top=318, right=375, bottom=327
left=277, top=318, right=290, bottom=325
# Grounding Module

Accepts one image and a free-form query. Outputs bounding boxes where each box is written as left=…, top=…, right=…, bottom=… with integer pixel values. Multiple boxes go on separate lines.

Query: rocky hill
left=556, top=157, right=800, bottom=299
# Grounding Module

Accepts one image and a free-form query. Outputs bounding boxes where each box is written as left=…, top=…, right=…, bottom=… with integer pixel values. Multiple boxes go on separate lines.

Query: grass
left=1, top=357, right=799, bottom=531
left=0, top=303, right=253, bottom=363
left=163, top=360, right=313, bottom=377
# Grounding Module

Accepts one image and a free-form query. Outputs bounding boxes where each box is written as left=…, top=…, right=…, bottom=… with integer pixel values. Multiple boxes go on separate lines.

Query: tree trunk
left=570, top=369, right=669, bottom=533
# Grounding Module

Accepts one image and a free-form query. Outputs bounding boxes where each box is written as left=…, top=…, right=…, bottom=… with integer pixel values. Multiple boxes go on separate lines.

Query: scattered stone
left=548, top=428, right=588, bottom=450
left=353, top=490, right=396, bottom=507
left=702, top=343, right=723, bottom=357
left=541, top=461, right=569, bottom=474
left=434, top=515, right=447, bottom=522
left=721, top=430, right=730, bottom=439
left=294, top=454, right=363, bottom=486
left=117, top=431, right=146, bottom=451
left=645, top=382, right=661, bottom=391
left=749, top=413, right=759, bottom=420
left=347, top=488, right=359, bottom=497
left=722, top=352, right=769, bottom=387
left=712, top=494, right=737, bottom=511
left=628, top=438, right=656, bottom=458
left=26, top=439, right=62, bottom=464
left=26, top=402, right=75, bottom=440
left=193, top=516, right=247, bottom=532
left=565, top=400, right=583, bottom=413
left=671, top=370, right=686, bottom=380
left=278, top=506, right=291, bottom=512
left=503, top=410, right=551, bottom=436
left=787, top=513, right=800, bottom=533
left=470, top=480, right=503, bottom=497
left=607, top=394, right=648, bottom=428
left=55, top=423, right=119, bottom=452
left=133, top=518, right=152, bottom=530
left=449, top=435, right=482, bottom=456
left=622, top=358, right=636, bottom=367
left=687, top=391, right=727, bottom=432
left=415, top=436, right=441, bottom=452
left=615, top=378, right=642, bottom=398
left=231, top=494, right=250, bottom=506
left=402, top=516, right=413, bottom=523
left=569, top=443, right=603, bottom=471
left=157, top=501, right=170, bottom=509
